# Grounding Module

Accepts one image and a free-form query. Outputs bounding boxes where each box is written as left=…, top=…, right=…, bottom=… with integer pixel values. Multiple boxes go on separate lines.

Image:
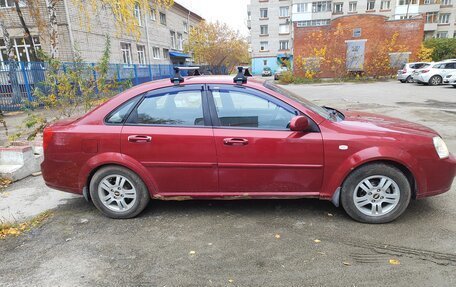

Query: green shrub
left=423, top=38, right=456, bottom=62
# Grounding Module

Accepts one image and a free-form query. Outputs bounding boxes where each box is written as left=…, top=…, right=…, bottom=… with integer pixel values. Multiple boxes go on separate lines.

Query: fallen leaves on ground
left=0, top=177, right=12, bottom=191
left=389, top=259, right=400, bottom=265
left=343, top=261, right=351, bottom=266
left=314, top=239, right=321, bottom=243
left=0, top=211, right=53, bottom=240
left=275, top=234, right=281, bottom=239
left=189, top=250, right=196, bottom=255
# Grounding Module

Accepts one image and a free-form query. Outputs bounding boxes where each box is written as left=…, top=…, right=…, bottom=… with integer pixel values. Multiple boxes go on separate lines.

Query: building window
left=183, top=21, right=188, bottom=33
left=367, top=1, right=375, bottom=10
left=312, top=1, right=331, bottom=12
left=279, top=40, right=289, bottom=50
left=333, top=2, right=343, bottom=13
left=159, top=12, right=166, bottom=25
left=150, top=8, right=156, bottom=21
left=137, top=45, right=146, bottom=64
left=441, top=0, right=452, bottom=5
left=296, top=19, right=330, bottom=27
left=349, top=2, right=357, bottom=12
left=263, top=60, right=268, bottom=66
left=260, top=41, right=268, bottom=51
left=134, top=3, right=142, bottom=26
left=380, top=0, right=391, bottom=9
left=121, top=42, right=132, bottom=65
left=279, top=6, right=289, bottom=17
left=279, top=24, right=290, bottom=34
left=0, top=36, right=41, bottom=62
left=177, top=33, right=183, bottom=50
left=436, top=31, right=448, bottom=38
left=353, top=28, right=362, bottom=37
left=399, top=0, right=418, bottom=4
left=426, top=12, right=438, bottom=23
left=439, top=13, right=450, bottom=24
left=170, top=31, right=176, bottom=49
left=163, top=48, right=169, bottom=59
left=152, top=47, right=160, bottom=59
left=260, top=8, right=268, bottom=18
left=296, top=3, right=310, bottom=12
left=260, top=25, right=269, bottom=35
left=0, top=0, right=25, bottom=8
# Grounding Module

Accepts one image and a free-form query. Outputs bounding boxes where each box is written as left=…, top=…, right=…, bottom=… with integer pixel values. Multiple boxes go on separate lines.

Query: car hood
left=340, top=110, right=439, bottom=137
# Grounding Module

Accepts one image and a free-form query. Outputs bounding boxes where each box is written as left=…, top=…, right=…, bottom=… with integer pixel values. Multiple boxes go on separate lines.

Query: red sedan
left=41, top=70, right=456, bottom=223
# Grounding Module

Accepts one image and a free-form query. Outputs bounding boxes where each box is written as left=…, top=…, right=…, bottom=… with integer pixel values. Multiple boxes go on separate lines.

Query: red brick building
left=293, top=14, right=425, bottom=78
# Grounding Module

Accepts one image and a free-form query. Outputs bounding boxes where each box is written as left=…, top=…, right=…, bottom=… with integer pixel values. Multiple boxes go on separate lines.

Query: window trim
left=206, top=84, right=309, bottom=132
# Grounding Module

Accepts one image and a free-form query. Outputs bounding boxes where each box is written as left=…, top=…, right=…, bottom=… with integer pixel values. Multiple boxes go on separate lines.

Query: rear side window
left=106, top=97, right=139, bottom=124
left=127, top=90, right=204, bottom=126
left=445, top=63, right=456, bottom=69
left=433, top=64, right=444, bottom=69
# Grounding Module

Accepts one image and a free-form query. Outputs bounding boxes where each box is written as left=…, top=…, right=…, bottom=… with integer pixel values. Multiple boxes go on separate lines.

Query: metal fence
left=0, top=61, right=228, bottom=112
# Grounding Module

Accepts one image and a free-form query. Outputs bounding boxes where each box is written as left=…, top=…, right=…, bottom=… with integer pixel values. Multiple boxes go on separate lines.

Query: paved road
left=1, top=81, right=455, bottom=287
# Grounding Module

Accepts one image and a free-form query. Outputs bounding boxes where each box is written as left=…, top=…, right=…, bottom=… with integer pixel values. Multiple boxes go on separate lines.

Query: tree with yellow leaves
left=185, top=21, right=250, bottom=72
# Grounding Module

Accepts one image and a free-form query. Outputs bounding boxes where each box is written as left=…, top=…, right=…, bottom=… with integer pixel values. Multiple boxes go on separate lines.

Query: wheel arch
left=78, top=152, right=159, bottom=200
left=323, top=147, right=426, bottom=205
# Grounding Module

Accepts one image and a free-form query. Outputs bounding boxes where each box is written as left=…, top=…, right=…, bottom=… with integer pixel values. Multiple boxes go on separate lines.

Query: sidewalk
left=0, top=175, right=78, bottom=223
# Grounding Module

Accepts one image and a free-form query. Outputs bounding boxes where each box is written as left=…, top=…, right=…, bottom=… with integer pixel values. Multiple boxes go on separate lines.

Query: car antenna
left=233, top=67, right=247, bottom=85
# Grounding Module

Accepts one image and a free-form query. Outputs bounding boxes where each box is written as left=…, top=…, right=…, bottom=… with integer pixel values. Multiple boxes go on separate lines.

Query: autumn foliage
left=185, top=21, right=250, bottom=72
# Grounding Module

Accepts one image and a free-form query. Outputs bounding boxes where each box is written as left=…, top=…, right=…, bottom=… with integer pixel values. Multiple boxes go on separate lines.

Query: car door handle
left=223, top=138, right=249, bottom=146
left=128, top=135, right=152, bottom=143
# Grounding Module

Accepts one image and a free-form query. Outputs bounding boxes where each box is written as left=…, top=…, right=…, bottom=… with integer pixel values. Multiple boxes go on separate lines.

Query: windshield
left=263, top=81, right=332, bottom=120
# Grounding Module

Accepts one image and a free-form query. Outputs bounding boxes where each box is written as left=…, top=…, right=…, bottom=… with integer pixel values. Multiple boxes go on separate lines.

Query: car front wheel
left=90, top=166, right=150, bottom=219
left=341, top=163, right=411, bottom=224
left=429, top=75, right=442, bottom=86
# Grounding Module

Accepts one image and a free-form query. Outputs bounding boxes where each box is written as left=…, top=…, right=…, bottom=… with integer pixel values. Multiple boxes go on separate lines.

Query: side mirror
left=289, top=116, right=309, bottom=132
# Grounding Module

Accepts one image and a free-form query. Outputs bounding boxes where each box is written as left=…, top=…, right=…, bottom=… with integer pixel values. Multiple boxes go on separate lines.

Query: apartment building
left=247, top=0, right=293, bottom=74
left=0, top=1, right=203, bottom=65
left=247, top=0, right=455, bottom=74
left=290, top=0, right=455, bottom=39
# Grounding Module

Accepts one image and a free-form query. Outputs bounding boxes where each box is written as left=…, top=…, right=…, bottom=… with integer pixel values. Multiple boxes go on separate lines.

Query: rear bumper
left=417, top=154, right=456, bottom=199
left=41, top=159, right=82, bottom=195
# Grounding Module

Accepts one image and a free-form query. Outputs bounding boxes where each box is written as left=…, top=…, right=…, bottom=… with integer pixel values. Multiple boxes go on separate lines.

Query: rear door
left=207, top=84, right=324, bottom=195
left=120, top=85, right=218, bottom=195
left=442, top=62, right=456, bottom=77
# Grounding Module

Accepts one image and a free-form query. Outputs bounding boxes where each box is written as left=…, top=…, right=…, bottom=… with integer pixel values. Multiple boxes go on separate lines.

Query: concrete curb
left=0, top=140, right=43, bottom=181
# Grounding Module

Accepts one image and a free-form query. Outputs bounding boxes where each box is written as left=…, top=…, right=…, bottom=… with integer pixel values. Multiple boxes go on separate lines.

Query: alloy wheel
left=353, top=175, right=400, bottom=217
left=98, top=174, right=137, bottom=212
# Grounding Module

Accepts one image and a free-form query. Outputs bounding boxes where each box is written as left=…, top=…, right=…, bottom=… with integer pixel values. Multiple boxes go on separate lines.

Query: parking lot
left=1, top=81, right=455, bottom=286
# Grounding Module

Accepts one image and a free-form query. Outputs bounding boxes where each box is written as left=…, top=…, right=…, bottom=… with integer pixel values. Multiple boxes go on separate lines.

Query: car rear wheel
left=399, top=80, right=406, bottom=83
left=341, top=163, right=411, bottom=224
left=406, top=76, right=413, bottom=83
left=429, top=75, right=442, bottom=86
left=90, top=166, right=150, bottom=219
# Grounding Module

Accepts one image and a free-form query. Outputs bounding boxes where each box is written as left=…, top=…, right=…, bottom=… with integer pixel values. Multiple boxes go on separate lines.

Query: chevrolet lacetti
left=41, top=68, right=456, bottom=223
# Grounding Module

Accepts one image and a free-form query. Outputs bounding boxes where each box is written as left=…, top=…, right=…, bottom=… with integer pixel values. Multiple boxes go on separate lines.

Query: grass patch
left=0, top=211, right=53, bottom=240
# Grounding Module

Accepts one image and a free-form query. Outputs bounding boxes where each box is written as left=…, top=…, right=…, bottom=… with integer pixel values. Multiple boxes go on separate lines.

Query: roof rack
left=170, top=66, right=201, bottom=85
left=233, top=67, right=249, bottom=84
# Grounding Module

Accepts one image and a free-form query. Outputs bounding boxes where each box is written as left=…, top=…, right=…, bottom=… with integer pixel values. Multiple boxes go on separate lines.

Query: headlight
left=433, top=137, right=449, bottom=159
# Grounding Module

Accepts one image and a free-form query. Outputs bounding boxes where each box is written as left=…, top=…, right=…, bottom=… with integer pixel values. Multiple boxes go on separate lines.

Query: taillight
left=421, top=69, right=430, bottom=73
left=402, top=69, right=407, bottom=74
left=43, top=127, right=54, bottom=151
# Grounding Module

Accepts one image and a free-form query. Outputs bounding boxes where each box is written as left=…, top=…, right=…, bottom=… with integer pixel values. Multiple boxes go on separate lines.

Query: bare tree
left=13, top=0, right=39, bottom=62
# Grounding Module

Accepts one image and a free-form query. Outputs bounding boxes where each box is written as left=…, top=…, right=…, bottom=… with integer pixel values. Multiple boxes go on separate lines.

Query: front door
left=121, top=85, right=218, bottom=195
left=207, top=84, right=324, bottom=196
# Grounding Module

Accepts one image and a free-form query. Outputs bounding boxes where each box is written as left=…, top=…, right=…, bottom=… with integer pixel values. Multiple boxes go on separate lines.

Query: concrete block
left=0, top=144, right=43, bottom=181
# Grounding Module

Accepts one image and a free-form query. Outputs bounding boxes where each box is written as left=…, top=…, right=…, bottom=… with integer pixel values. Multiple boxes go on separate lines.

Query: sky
left=176, top=0, right=250, bottom=37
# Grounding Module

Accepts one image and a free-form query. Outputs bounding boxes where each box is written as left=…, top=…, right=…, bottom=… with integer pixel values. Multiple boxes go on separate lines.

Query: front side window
left=128, top=90, right=204, bottom=126
left=211, top=88, right=296, bottom=130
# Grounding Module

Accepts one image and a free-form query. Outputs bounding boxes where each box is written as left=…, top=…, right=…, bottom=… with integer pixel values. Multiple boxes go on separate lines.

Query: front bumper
left=417, top=154, right=456, bottom=199
left=443, top=77, right=456, bottom=84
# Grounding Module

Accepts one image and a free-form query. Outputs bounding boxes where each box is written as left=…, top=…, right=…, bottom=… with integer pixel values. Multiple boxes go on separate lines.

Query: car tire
left=399, top=80, right=406, bottom=83
left=429, top=75, right=442, bottom=86
left=89, top=165, right=150, bottom=219
left=406, top=76, right=413, bottom=83
left=340, top=163, right=411, bottom=224
left=453, top=85, right=456, bottom=88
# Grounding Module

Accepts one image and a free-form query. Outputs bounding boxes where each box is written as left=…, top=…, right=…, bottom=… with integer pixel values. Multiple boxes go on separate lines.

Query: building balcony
left=424, top=22, right=438, bottom=31
left=419, top=3, right=441, bottom=13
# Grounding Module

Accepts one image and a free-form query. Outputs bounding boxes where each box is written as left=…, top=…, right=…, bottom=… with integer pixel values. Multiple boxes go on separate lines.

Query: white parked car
left=397, top=62, right=431, bottom=83
left=443, top=71, right=456, bottom=87
left=414, top=61, right=456, bottom=86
